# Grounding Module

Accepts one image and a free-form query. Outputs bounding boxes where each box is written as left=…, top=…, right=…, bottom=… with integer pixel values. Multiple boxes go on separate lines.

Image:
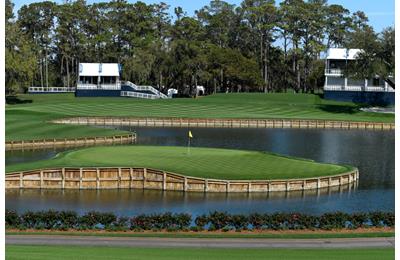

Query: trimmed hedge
left=5, top=210, right=394, bottom=232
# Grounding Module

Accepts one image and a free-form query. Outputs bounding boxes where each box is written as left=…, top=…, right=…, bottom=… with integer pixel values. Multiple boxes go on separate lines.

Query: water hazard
left=6, top=127, right=394, bottom=216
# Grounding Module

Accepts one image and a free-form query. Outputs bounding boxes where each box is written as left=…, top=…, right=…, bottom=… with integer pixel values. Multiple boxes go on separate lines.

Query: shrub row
left=5, top=210, right=394, bottom=232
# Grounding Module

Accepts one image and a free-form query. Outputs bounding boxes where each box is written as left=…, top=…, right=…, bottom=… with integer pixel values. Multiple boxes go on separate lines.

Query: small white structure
left=168, top=88, right=178, bottom=98
left=196, top=86, right=205, bottom=96
left=77, top=63, right=121, bottom=90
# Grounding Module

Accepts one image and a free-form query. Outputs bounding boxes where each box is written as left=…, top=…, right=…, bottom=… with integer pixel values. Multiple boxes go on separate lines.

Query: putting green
left=6, top=146, right=353, bottom=180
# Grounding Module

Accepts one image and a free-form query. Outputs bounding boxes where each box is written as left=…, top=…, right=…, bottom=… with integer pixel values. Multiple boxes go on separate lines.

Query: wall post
left=118, top=168, right=122, bottom=189
left=40, top=170, right=43, bottom=189
left=79, top=168, right=83, bottom=189
left=163, top=171, right=167, bottom=191
left=61, top=168, right=65, bottom=189
left=96, top=168, right=100, bottom=189
left=129, top=168, right=133, bottom=189
left=19, top=172, right=24, bottom=189
left=183, top=177, right=188, bottom=192
left=143, top=168, right=147, bottom=189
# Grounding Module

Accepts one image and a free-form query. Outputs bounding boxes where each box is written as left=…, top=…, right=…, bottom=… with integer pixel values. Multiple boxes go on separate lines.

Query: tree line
left=5, top=0, right=395, bottom=95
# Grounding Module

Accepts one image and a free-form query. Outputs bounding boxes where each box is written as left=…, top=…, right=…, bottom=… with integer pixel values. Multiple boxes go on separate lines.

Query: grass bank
left=6, top=229, right=394, bottom=239
left=6, top=93, right=393, bottom=141
left=6, top=146, right=352, bottom=180
left=5, top=245, right=394, bottom=260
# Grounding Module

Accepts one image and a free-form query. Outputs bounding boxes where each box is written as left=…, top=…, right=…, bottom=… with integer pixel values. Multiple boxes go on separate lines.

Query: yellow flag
left=188, top=130, right=193, bottom=138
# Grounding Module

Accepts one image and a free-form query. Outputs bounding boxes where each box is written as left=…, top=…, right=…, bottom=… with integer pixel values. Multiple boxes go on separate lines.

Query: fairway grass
left=5, top=245, right=395, bottom=260
left=6, top=93, right=394, bottom=141
left=6, top=146, right=353, bottom=180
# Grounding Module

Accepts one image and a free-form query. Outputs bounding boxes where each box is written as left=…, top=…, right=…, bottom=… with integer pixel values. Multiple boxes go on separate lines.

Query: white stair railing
left=123, top=81, right=169, bottom=99
left=121, top=91, right=159, bottom=99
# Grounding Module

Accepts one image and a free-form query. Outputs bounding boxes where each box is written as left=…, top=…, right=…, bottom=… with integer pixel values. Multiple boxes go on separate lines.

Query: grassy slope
left=5, top=246, right=394, bottom=260
left=6, top=93, right=393, bottom=141
left=5, top=146, right=352, bottom=180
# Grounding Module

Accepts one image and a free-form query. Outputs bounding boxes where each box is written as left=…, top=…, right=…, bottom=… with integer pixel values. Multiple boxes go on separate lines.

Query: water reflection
left=11, top=181, right=391, bottom=216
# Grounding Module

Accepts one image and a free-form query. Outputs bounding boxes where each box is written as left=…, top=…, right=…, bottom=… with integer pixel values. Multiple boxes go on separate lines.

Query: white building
left=324, top=48, right=393, bottom=92
left=324, top=48, right=394, bottom=105
left=77, top=63, right=121, bottom=90
left=76, top=62, right=169, bottom=99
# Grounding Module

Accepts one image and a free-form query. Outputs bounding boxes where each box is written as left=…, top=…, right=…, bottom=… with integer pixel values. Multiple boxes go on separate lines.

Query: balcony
left=324, top=85, right=394, bottom=92
left=77, top=82, right=121, bottom=90
left=324, top=68, right=343, bottom=76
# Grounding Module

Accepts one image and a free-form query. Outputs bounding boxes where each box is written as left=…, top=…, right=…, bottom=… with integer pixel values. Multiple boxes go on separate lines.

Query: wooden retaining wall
left=5, top=167, right=359, bottom=193
left=53, top=117, right=394, bottom=130
left=5, top=134, right=136, bottom=151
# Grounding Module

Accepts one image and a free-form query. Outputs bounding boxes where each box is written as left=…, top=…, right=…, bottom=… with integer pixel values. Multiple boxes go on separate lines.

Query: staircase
left=121, top=81, right=169, bottom=99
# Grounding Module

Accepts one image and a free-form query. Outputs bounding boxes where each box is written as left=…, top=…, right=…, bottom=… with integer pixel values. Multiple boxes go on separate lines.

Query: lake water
left=6, top=127, right=394, bottom=216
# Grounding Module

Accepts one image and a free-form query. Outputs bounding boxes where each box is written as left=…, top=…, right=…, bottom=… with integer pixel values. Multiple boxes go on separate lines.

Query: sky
left=12, top=0, right=395, bottom=32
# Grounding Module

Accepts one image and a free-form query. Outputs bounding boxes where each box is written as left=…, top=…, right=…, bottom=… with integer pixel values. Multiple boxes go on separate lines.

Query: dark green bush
left=319, top=212, right=350, bottom=230
left=5, top=210, right=20, bottom=228
left=194, top=214, right=208, bottom=229
left=21, top=211, right=41, bottom=229
left=349, top=213, right=369, bottom=229
left=208, top=211, right=231, bottom=230
left=249, top=213, right=264, bottom=229
left=229, top=214, right=248, bottom=230
left=79, top=211, right=116, bottom=229
left=58, top=211, right=78, bottom=229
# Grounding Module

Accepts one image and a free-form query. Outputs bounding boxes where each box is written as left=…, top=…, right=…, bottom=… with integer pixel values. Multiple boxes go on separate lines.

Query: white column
left=385, top=81, right=388, bottom=91
left=364, top=79, right=368, bottom=91
left=344, top=77, right=348, bottom=90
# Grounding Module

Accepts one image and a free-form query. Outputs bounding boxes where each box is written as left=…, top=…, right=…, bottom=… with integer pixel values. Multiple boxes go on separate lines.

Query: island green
left=6, top=146, right=353, bottom=180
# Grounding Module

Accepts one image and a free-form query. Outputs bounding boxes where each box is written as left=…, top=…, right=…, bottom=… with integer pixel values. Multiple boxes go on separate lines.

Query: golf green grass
left=5, top=245, right=394, bottom=260
left=5, top=146, right=353, bottom=180
left=6, top=93, right=393, bottom=141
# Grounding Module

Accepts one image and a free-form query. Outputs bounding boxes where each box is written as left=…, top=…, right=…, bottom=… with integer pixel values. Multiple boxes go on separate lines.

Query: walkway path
left=6, top=235, right=394, bottom=248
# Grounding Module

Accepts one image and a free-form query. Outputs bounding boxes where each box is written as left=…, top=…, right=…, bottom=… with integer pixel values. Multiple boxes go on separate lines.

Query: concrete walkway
left=6, top=235, right=394, bottom=248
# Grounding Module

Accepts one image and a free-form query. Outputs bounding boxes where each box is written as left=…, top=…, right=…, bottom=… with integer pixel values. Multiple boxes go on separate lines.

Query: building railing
left=28, top=87, right=76, bottom=93
left=325, top=69, right=343, bottom=75
left=77, top=82, right=121, bottom=90
left=324, top=85, right=394, bottom=92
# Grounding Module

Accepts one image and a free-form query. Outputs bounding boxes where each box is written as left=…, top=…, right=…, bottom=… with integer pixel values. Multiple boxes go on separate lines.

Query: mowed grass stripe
left=5, top=146, right=353, bottom=180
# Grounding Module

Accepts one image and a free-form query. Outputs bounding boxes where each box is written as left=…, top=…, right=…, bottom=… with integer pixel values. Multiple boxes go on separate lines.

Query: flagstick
left=187, top=136, right=191, bottom=155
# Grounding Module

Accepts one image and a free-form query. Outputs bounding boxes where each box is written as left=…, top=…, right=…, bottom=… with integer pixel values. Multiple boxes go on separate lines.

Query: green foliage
left=6, top=210, right=395, bottom=232
left=6, top=0, right=392, bottom=94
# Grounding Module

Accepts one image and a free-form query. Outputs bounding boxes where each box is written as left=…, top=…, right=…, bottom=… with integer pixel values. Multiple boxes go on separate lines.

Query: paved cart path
left=6, top=235, right=394, bottom=248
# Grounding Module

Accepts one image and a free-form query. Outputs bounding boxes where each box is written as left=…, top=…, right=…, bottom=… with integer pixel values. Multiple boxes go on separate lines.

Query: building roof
left=326, top=48, right=362, bottom=60
left=79, top=63, right=120, bottom=77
